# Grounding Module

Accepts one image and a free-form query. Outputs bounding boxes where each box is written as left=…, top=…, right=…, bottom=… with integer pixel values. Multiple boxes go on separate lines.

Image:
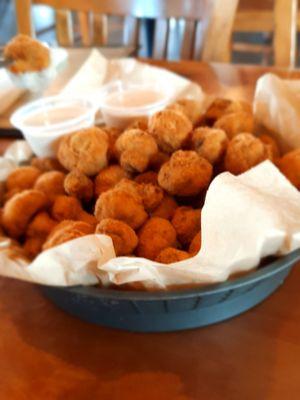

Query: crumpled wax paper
left=1, top=140, right=300, bottom=289
left=254, top=72, right=300, bottom=152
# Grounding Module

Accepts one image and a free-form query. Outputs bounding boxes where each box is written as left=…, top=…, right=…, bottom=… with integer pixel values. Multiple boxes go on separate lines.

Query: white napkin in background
left=254, top=73, right=300, bottom=152
left=0, top=68, right=25, bottom=115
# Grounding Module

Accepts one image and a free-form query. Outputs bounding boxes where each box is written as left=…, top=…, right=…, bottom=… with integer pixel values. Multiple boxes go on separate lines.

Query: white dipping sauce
left=23, top=105, right=89, bottom=127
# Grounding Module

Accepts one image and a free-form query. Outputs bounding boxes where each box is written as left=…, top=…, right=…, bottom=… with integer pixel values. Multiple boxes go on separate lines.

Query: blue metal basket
left=42, top=249, right=300, bottom=332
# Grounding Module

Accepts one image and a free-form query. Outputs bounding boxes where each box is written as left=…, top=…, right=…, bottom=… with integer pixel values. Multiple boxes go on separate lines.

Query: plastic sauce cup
left=11, top=96, right=97, bottom=157
left=98, top=81, right=174, bottom=129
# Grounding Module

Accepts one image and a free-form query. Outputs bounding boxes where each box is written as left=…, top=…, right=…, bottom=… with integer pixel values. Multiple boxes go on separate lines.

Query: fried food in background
left=259, top=134, right=280, bottom=160
left=34, top=171, right=65, bottom=201
left=4, top=34, right=50, bottom=73
left=5, top=166, right=42, bottom=199
left=225, top=133, right=270, bottom=175
left=168, top=99, right=203, bottom=125
left=51, top=195, right=96, bottom=225
left=43, top=220, right=94, bottom=250
left=64, top=169, right=94, bottom=202
left=214, top=111, right=254, bottom=139
left=171, top=207, right=201, bottom=245
left=126, top=116, right=149, bottom=131
left=158, top=150, right=212, bottom=196
left=155, top=247, right=190, bottom=263
left=26, top=211, right=57, bottom=238
left=57, top=127, right=109, bottom=176
left=149, top=109, right=193, bottom=152
left=2, top=190, right=48, bottom=238
left=31, top=156, right=65, bottom=172
left=94, top=165, right=131, bottom=197
left=277, top=148, right=300, bottom=189
left=203, top=98, right=232, bottom=123
left=116, top=129, right=158, bottom=173
left=137, top=217, right=177, bottom=260
left=192, top=127, right=228, bottom=164
left=95, top=218, right=138, bottom=256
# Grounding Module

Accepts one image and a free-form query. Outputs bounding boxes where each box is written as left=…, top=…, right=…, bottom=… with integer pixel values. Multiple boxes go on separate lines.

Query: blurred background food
left=0, top=0, right=299, bottom=66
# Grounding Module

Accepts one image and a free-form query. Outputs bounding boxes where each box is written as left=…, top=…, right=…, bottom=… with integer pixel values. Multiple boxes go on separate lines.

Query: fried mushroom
left=64, top=169, right=94, bottom=202
left=171, top=207, right=201, bottom=245
left=192, top=127, right=228, bottom=164
left=155, top=247, right=190, bottom=264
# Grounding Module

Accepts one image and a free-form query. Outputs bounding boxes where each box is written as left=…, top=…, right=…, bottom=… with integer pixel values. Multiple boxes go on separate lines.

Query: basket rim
left=43, top=249, right=300, bottom=301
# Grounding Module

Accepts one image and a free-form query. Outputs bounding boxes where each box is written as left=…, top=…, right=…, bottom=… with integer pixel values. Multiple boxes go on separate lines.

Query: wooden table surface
left=1, top=55, right=300, bottom=400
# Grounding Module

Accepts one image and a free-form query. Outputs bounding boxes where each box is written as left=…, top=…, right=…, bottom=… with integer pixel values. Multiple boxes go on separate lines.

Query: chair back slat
left=180, top=20, right=197, bottom=60
left=92, top=14, right=108, bottom=46
left=56, top=9, right=74, bottom=46
left=152, top=19, right=169, bottom=60
left=78, top=11, right=92, bottom=46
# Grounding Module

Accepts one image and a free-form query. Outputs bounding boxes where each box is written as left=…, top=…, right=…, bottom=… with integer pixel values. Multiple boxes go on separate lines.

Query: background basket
left=42, top=249, right=300, bottom=332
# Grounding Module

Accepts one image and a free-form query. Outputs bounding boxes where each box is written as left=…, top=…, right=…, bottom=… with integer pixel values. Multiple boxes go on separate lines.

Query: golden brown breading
left=102, top=126, right=122, bottom=161
left=158, top=150, right=213, bottom=196
left=192, top=127, right=228, bottom=164
left=150, top=151, right=170, bottom=171
left=95, top=218, right=138, bottom=256
left=23, top=237, right=45, bottom=259
left=155, top=247, right=190, bottom=264
left=213, top=111, right=254, bottom=139
left=64, top=169, right=94, bottom=202
left=94, top=165, right=131, bottom=197
left=2, top=190, right=48, bottom=238
left=6, top=166, right=42, bottom=195
left=51, top=195, right=97, bottom=225
left=225, top=133, right=269, bottom=175
left=151, top=195, right=178, bottom=220
left=34, top=171, right=66, bottom=201
left=30, top=156, right=65, bottom=172
left=94, top=187, right=147, bottom=229
left=26, top=211, right=57, bottom=238
left=43, top=220, right=94, bottom=250
left=126, top=117, right=148, bottom=131
left=115, top=129, right=158, bottom=173
left=224, top=100, right=252, bottom=115
left=189, top=231, right=201, bottom=255
left=136, top=217, right=177, bottom=260
left=171, top=206, right=201, bottom=245
left=149, top=109, right=193, bottom=153
left=4, top=34, right=50, bottom=73
left=204, top=98, right=232, bottom=123
left=167, top=99, right=203, bottom=125
left=277, top=148, right=300, bottom=189
left=259, top=134, right=280, bottom=160
left=57, top=127, right=109, bottom=176
left=135, top=171, right=158, bottom=185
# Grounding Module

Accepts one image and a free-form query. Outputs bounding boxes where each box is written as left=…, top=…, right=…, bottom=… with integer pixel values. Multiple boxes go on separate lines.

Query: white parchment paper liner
left=254, top=73, right=300, bottom=152
left=0, top=141, right=300, bottom=290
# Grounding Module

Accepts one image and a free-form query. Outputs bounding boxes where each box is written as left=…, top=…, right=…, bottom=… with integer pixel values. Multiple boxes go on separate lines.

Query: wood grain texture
left=1, top=58, right=300, bottom=399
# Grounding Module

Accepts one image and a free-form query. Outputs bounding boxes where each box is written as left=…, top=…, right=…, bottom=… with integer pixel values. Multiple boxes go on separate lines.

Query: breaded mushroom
left=51, top=195, right=96, bottom=225
left=94, top=187, right=147, bottom=229
left=126, top=117, right=148, bottom=131
left=192, top=127, right=228, bottom=164
left=115, top=129, right=158, bottom=173
left=149, top=109, right=193, bottom=153
left=6, top=166, right=42, bottom=195
left=203, top=98, right=232, bottom=123
left=34, top=171, right=65, bottom=201
left=31, top=156, right=65, bottom=172
left=136, top=217, right=177, bottom=260
left=259, top=134, right=280, bottom=160
left=155, top=247, right=190, bottom=264
left=64, top=169, right=94, bottom=202
left=23, top=237, right=45, bottom=259
left=43, top=220, right=94, bottom=250
left=57, top=127, right=109, bottom=176
left=95, top=218, right=138, bottom=256
left=102, top=126, right=122, bottom=161
left=171, top=207, right=201, bottom=245
left=26, top=211, right=57, bottom=238
left=4, top=34, right=50, bottom=73
left=168, top=98, right=203, bottom=125
left=94, top=165, right=131, bottom=197
left=2, top=190, right=48, bottom=238
left=277, top=148, right=300, bottom=189
left=151, top=195, right=178, bottom=220
left=214, top=111, right=254, bottom=139
left=224, top=100, right=252, bottom=115
left=189, top=231, right=201, bottom=255
left=134, top=171, right=158, bottom=185
left=225, top=133, right=269, bottom=175
left=158, top=150, right=213, bottom=196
